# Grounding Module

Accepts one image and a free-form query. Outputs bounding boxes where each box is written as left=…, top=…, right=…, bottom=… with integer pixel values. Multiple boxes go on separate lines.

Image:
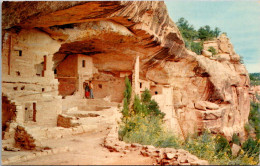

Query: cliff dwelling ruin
left=1, top=1, right=251, bottom=165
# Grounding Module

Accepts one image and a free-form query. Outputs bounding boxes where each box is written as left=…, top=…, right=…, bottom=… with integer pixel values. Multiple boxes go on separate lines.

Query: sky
left=164, top=0, right=260, bottom=73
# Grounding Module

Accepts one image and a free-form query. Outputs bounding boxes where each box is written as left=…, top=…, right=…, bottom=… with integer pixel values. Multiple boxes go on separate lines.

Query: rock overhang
left=2, top=1, right=185, bottom=73
left=51, top=20, right=164, bottom=72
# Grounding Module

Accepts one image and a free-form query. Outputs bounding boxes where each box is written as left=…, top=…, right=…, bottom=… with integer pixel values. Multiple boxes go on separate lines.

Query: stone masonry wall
left=2, top=28, right=62, bottom=128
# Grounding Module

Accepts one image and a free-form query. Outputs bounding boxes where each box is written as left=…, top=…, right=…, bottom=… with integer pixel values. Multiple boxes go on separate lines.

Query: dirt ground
left=4, top=126, right=154, bottom=165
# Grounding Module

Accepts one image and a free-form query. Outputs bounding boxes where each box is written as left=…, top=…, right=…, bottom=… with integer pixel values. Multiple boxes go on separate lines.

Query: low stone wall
left=103, top=125, right=209, bottom=165
left=2, top=146, right=71, bottom=165
left=57, top=114, right=80, bottom=128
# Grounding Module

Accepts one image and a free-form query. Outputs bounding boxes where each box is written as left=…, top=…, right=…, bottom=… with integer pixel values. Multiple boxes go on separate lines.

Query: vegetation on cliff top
left=176, top=17, right=222, bottom=55
left=250, top=73, right=260, bottom=86
left=119, top=78, right=260, bottom=165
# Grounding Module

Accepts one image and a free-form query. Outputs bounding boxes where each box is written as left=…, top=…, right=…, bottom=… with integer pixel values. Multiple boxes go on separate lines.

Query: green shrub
left=184, top=131, right=216, bottom=160
left=249, top=73, right=260, bottom=86
left=256, top=93, right=260, bottom=101
left=121, top=77, right=132, bottom=121
left=242, top=137, right=260, bottom=160
left=176, top=17, right=221, bottom=42
left=141, top=88, right=151, bottom=104
left=120, top=115, right=163, bottom=145
left=213, top=27, right=221, bottom=38
left=208, top=46, right=217, bottom=55
left=123, top=77, right=132, bottom=104
left=122, top=98, right=130, bottom=118
left=198, top=25, right=215, bottom=41
left=232, top=133, right=241, bottom=145
left=176, top=17, right=198, bottom=41
left=191, top=42, right=203, bottom=55
left=119, top=85, right=166, bottom=145
left=244, top=122, right=254, bottom=134
left=176, top=17, right=221, bottom=55
left=183, top=132, right=258, bottom=165
left=215, top=135, right=232, bottom=157
left=155, top=133, right=181, bottom=148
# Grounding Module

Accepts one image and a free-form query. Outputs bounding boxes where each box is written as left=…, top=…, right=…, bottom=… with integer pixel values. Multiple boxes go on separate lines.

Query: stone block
left=231, top=144, right=241, bottom=157
left=166, top=152, right=175, bottom=159
left=202, top=50, right=212, bottom=57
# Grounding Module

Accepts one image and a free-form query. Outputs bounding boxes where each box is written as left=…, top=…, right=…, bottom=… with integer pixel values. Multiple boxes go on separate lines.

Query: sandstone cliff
left=2, top=1, right=250, bottom=143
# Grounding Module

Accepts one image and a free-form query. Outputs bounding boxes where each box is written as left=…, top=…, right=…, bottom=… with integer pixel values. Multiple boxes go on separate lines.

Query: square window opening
left=82, top=60, right=85, bottom=68
left=19, top=50, right=22, bottom=56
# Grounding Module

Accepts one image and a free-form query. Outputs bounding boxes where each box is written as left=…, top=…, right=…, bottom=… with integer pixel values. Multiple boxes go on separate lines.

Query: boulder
left=166, top=152, right=175, bottom=159
left=202, top=50, right=212, bottom=57
left=231, top=144, right=241, bottom=157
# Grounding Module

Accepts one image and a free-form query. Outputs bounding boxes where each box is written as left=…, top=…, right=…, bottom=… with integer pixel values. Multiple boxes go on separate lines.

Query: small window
left=82, top=60, right=85, bottom=68
left=98, top=84, right=102, bottom=89
left=140, top=83, right=142, bottom=89
left=155, top=91, right=158, bottom=95
left=42, top=88, right=45, bottom=92
left=13, top=87, right=18, bottom=91
left=19, top=50, right=22, bottom=56
left=54, top=69, right=57, bottom=74
left=21, top=86, right=25, bottom=90
left=16, top=71, right=20, bottom=76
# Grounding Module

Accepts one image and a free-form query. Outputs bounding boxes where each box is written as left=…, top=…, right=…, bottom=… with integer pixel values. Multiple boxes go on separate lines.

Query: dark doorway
left=33, top=103, right=36, bottom=122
